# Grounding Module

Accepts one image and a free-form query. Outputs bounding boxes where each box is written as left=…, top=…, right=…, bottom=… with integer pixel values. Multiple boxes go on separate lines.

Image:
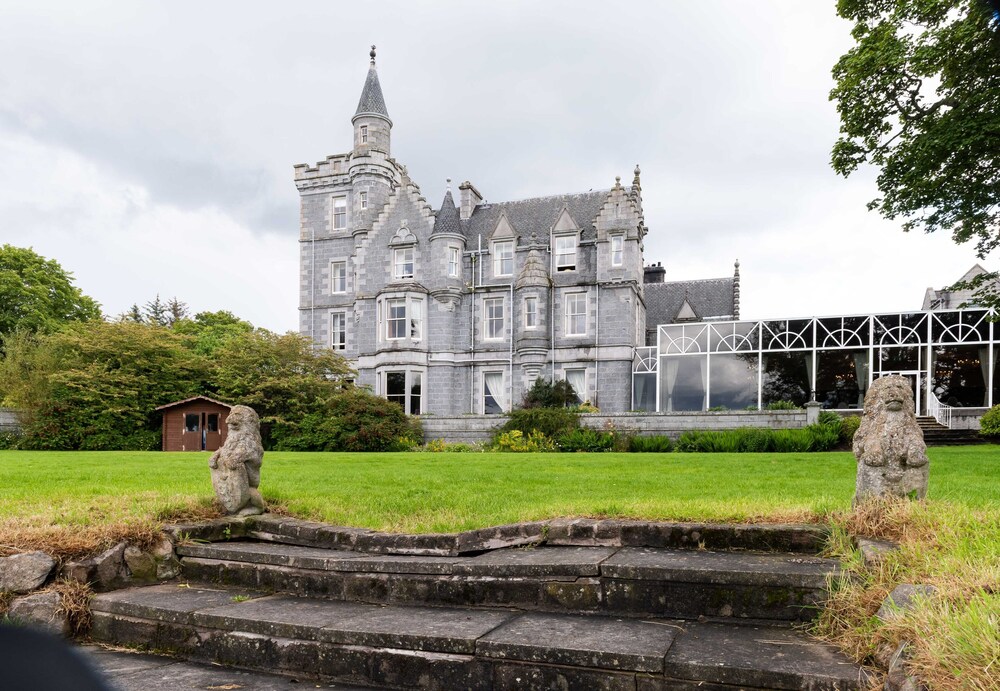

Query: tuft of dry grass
left=49, top=578, right=93, bottom=636
left=815, top=497, right=1000, bottom=691
left=0, top=519, right=163, bottom=562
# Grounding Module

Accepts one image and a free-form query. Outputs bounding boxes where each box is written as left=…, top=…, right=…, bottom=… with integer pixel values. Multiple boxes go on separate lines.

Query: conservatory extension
left=633, top=308, right=998, bottom=421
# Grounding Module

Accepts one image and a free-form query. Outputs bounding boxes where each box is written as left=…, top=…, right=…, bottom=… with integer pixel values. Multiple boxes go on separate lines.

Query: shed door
left=205, top=413, right=222, bottom=451
left=181, top=412, right=202, bottom=451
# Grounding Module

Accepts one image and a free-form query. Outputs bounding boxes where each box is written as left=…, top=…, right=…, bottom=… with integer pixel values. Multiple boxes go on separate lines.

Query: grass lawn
left=1, top=446, right=997, bottom=689
left=1, top=447, right=997, bottom=538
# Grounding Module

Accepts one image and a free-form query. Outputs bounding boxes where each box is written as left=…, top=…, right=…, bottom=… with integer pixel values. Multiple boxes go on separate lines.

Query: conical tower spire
left=353, top=45, right=391, bottom=125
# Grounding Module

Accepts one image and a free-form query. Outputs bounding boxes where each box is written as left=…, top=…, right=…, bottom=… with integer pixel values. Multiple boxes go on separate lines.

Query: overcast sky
left=0, top=1, right=990, bottom=333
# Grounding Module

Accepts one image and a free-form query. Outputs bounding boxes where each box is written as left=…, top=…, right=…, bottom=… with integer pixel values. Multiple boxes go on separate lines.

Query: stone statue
left=208, top=405, right=265, bottom=516
left=852, top=376, right=929, bottom=504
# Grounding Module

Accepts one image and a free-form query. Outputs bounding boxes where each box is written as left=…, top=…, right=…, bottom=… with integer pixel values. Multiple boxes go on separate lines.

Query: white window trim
left=448, top=245, right=461, bottom=278
left=483, top=370, right=507, bottom=414
left=493, top=240, right=514, bottom=277
left=385, top=297, right=407, bottom=340
left=331, top=261, right=347, bottom=294
left=332, top=196, right=347, bottom=230
left=565, top=368, right=587, bottom=403
left=484, top=296, right=505, bottom=341
left=565, top=292, right=587, bottom=337
left=360, top=191, right=368, bottom=210
left=360, top=125, right=368, bottom=143
left=381, top=368, right=424, bottom=415
left=611, top=235, right=624, bottom=267
left=330, top=311, right=347, bottom=351
left=524, top=296, right=538, bottom=329
left=554, top=234, right=577, bottom=271
left=394, top=247, right=414, bottom=280
left=409, top=297, right=423, bottom=340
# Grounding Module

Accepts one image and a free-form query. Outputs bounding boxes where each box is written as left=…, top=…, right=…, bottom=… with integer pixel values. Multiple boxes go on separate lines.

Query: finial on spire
left=446, top=178, right=452, bottom=193
left=370, top=45, right=376, bottom=63
left=615, top=175, right=621, bottom=187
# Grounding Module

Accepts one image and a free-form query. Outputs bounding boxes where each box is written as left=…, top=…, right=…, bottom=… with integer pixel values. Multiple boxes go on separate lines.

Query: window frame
left=331, top=261, right=347, bottom=294
left=360, top=125, right=368, bottom=143
left=332, top=196, right=347, bottom=230
left=565, top=368, right=586, bottom=404
left=409, top=297, right=423, bottom=340
left=360, top=191, right=368, bottom=210
left=448, top=246, right=461, bottom=278
left=610, top=234, right=624, bottom=267
left=386, top=297, right=407, bottom=340
left=330, top=311, right=347, bottom=350
left=555, top=235, right=576, bottom=271
left=483, top=370, right=505, bottom=414
left=493, top=240, right=514, bottom=277
left=484, top=296, right=505, bottom=340
left=524, top=296, right=538, bottom=329
left=394, top=247, right=414, bottom=280
left=565, top=292, right=587, bottom=337
left=382, top=368, right=423, bottom=415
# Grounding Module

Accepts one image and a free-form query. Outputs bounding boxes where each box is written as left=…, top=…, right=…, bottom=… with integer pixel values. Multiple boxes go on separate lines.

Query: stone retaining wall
left=419, top=410, right=809, bottom=444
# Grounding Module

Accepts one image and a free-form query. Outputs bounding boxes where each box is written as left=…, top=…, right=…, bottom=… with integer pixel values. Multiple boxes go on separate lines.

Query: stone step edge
left=88, top=594, right=866, bottom=690
left=175, top=544, right=837, bottom=590
left=164, top=515, right=828, bottom=557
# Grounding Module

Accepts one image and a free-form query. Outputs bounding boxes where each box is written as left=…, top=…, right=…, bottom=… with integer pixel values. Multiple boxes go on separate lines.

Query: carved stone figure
left=853, top=376, right=929, bottom=504
left=209, top=405, right=265, bottom=516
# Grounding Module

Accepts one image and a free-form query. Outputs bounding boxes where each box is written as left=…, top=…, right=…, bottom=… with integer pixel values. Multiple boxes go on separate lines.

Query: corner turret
left=353, top=46, right=392, bottom=155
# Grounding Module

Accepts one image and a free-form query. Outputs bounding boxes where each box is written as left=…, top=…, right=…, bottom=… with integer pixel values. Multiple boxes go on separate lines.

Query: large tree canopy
left=0, top=245, right=101, bottom=336
left=831, top=0, right=1000, bottom=295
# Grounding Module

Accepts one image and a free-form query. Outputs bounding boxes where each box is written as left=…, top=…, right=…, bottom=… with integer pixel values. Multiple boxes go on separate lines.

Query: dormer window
left=360, top=191, right=368, bottom=210
left=394, top=247, right=414, bottom=280
left=555, top=236, right=576, bottom=271
left=361, top=125, right=368, bottom=143
left=611, top=235, right=623, bottom=266
left=493, top=241, right=513, bottom=277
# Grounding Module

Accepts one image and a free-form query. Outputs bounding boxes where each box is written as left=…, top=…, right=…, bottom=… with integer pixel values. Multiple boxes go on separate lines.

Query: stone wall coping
left=165, top=514, right=829, bottom=557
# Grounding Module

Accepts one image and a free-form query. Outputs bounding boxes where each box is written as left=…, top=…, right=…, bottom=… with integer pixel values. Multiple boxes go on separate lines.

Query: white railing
left=927, top=391, right=953, bottom=429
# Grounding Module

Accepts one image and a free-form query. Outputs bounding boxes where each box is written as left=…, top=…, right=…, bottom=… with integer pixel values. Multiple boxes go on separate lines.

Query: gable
left=552, top=207, right=579, bottom=233
left=490, top=213, right=517, bottom=241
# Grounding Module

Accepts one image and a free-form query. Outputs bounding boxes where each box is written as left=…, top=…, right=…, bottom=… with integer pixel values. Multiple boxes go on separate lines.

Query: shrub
left=498, top=407, right=580, bottom=440
left=628, top=435, right=674, bottom=453
left=493, top=429, right=556, bottom=452
left=0, top=431, right=22, bottom=450
left=817, top=410, right=842, bottom=427
left=804, top=423, right=841, bottom=451
left=424, top=439, right=479, bottom=453
left=674, top=425, right=840, bottom=453
left=556, top=427, right=615, bottom=452
left=521, top=378, right=579, bottom=409
left=979, top=404, right=1000, bottom=437
left=840, top=415, right=862, bottom=445
left=274, top=389, right=422, bottom=452
left=765, top=400, right=799, bottom=410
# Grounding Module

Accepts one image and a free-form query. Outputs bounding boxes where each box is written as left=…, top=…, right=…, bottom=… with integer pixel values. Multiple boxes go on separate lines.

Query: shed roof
left=155, top=396, right=233, bottom=412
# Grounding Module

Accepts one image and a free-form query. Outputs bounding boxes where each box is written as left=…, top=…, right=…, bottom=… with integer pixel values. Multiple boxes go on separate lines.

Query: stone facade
left=297, top=49, right=737, bottom=414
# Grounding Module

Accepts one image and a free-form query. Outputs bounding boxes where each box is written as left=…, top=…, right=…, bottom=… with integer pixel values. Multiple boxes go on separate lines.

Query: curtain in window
left=979, top=346, right=991, bottom=406
left=853, top=351, right=869, bottom=407
left=663, top=359, right=679, bottom=412
left=566, top=369, right=585, bottom=404
left=484, top=372, right=505, bottom=413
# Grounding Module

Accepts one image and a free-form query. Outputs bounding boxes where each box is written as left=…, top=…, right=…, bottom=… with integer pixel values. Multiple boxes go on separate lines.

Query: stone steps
left=177, top=541, right=838, bottom=622
left=90, top=583, right=867, bottom=690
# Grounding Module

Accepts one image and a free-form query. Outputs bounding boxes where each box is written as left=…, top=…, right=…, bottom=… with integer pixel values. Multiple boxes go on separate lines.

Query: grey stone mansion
left=297, top=49, right=738, bottom=414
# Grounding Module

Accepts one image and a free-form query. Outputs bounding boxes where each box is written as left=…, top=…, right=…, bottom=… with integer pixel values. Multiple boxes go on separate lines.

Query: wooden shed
left=156, top=396, right=233, bottom=452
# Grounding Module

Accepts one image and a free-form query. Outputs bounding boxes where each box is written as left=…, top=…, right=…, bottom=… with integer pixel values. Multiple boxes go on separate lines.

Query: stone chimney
left=459, top=181, right=483, bottom=220
left=643, top=262, right=665, bottom=284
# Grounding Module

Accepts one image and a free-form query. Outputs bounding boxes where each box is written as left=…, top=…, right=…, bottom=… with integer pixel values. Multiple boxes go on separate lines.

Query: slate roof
left=155, top=396, right=233, bottom=412
left=431, top=190, right=462, bottom=236
left=645, top=277, right=737, bottom=333
left=355, top=62, right=390, bottom=121
left=464, top=189, right=617, bottom=243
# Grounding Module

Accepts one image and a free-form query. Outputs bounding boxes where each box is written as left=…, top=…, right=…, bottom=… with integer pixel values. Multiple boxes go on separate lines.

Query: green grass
left=1, top=446, right=997, bottom=534
left=1, top=446, right=997, bottom=688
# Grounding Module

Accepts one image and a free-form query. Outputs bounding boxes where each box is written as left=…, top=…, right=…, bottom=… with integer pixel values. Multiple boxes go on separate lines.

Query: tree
left=831, top=1, right=1000, bottom=304
left=0, top=321, right=209, bottom=450
left=143, top=295, right=169, bottom=327
left=0, top=245, right=101, bottom=337
left=211, top=329, right=354, bottom=447
left=171, top=310, right=254, bottom=356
